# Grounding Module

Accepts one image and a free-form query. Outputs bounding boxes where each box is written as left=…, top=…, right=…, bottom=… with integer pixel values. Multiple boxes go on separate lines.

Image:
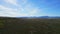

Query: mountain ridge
left=0, top=16, right=60, bottom=19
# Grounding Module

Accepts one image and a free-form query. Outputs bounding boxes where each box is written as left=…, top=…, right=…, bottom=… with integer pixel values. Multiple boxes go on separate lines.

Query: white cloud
left=18, top=3, right=41, bottom=16
left=0, top=5, right=20, bottom=17
left=17, top=0, right=41, bottom=16
left=4, top=0, right=17, bottom=5
left=0, top=0, right=41, bottom=17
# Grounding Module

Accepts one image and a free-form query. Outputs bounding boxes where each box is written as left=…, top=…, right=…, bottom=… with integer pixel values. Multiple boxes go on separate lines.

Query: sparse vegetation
left=0, top=17, right=60, bottom=34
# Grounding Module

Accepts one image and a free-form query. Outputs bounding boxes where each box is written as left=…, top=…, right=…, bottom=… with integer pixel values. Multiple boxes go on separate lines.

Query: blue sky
left=0, top=0, right=60, bottom=17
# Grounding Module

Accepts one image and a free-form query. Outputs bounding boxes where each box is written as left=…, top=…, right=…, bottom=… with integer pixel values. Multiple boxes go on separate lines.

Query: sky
left=0, top=0, right=60, bottom=17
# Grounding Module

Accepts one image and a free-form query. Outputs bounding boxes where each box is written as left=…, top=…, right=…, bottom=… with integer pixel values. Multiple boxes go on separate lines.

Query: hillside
left=0, top=17, right=60, bottom=34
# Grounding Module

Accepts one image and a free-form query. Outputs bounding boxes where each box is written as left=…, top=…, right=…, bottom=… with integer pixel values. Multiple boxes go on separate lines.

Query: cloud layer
left=0, top=0, right=41, bottom=17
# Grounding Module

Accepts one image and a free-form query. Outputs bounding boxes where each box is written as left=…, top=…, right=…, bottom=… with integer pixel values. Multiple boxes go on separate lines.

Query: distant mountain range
left=0, top=16, right=60, bottom=19
left=37, top=16, right=60, bottom=19
left=16, top=16, right=60, bottom=19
